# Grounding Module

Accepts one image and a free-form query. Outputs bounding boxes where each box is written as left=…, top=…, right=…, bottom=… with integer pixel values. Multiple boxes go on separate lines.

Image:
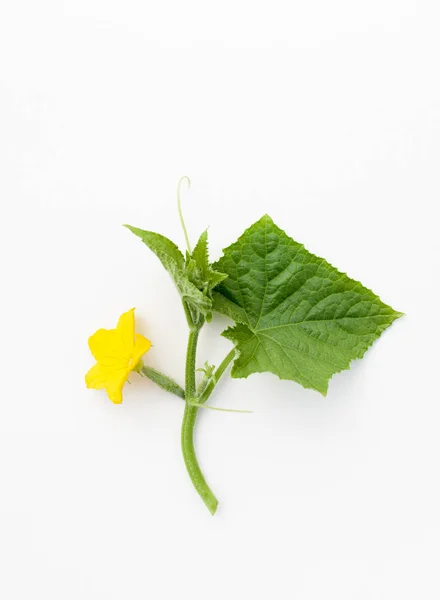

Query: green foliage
left=124, top=225, right=212, bottom=324
left=213, top=215, right=403, bottom=395
left=120, top=197, right=403, bottom=515
left=196, top=361, right=216, bottom=396
left=184, top=230, right=227, bottom=321
left=190, top=231, right=227, bottom=289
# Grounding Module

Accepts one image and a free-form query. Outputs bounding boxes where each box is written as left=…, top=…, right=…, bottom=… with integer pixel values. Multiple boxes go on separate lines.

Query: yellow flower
left=85, top=308, right=151, bottom=404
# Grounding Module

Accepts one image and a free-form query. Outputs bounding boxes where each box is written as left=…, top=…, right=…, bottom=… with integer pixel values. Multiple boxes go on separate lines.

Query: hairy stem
left=181, top=326, right=219, bottom=515
left=184, top=327, right=200, bottom=399
left=140, top=366, right=185, bottom=399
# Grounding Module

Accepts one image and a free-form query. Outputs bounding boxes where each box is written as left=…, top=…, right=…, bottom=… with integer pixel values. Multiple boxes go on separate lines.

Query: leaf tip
left=123, top=224, right=145, bottom=239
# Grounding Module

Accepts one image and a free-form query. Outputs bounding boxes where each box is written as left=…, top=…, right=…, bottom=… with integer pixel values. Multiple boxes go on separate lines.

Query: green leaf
left=191, top=230, right=210, bottom=280
left=180, top=229, right=228, bottom=322
left=124, top=225, right=212, bottom=320
left=124, top=226, right=185, bottom=269
left=186, top=230, right=228, bottom=292
left=213, top=215, right=402, bottom=395
left=196, top=361, right=216, bottom=396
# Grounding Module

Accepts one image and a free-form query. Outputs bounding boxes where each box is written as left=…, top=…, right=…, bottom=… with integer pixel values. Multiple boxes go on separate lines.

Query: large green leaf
left=213, top=215, right=402, bottom=395
left=124, top=225, right=212, bottom=318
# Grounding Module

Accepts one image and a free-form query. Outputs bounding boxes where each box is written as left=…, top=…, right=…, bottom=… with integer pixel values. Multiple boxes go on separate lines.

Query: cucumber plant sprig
left=86, top=177, right=402, bottom=514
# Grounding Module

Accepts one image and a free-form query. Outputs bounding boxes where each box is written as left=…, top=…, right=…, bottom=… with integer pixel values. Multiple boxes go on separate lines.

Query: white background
left=1, top=1, right=439, bottom=598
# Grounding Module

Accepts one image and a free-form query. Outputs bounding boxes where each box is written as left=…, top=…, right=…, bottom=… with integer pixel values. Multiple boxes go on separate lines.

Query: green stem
left=198, top=349, right=236, bottom=406
left=140, top=366, right=185, bottom=399
left=182, top=300, right=194, bottom=329
left=185, top=327, right=200, bottom=399
left=181, top=326, right=219, bottom=515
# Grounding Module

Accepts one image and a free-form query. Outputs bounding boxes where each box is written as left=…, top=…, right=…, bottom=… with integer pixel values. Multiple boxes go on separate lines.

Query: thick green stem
left=185, top=328, right=200, bottom=399
left=181, top=326, right=219, bottom=515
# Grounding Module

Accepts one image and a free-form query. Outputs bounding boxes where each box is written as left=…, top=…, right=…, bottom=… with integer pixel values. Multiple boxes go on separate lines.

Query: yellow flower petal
left=132, top=333, right=152, bottom=365
left=85, top=363, right=107, bottom=389
left=85, top=363, right=129, bottom=389
left=85, top=363, right=129, bottom=404
left=88, top=328, right=130, bottom=363
left=116, top=308, right=136, bottom=353
left=105, top=376, right=127, bottom=404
